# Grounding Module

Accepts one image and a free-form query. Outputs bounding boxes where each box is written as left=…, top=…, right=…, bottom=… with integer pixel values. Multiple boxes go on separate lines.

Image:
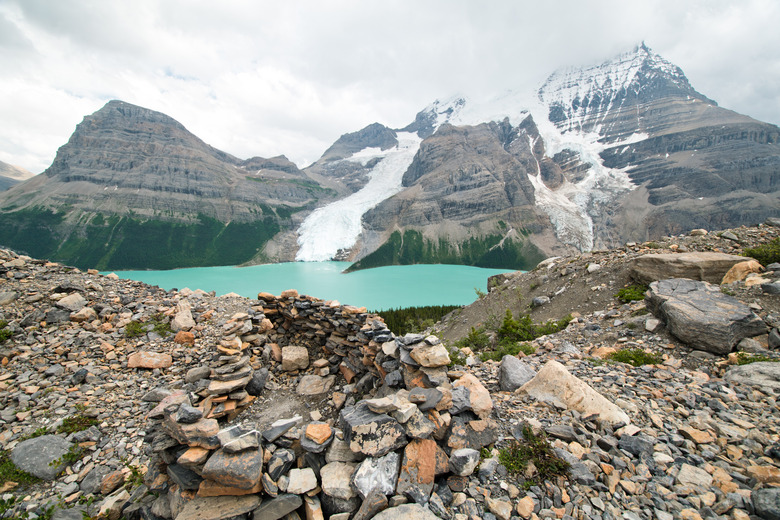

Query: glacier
left=295, top=132, right=422, bottom=262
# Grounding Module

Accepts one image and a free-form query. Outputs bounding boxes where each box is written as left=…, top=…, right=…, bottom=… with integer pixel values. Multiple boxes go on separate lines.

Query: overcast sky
left=1, top=0, right=779, bottom=173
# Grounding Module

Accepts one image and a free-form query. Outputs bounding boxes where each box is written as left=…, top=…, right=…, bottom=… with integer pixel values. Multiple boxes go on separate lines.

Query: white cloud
left=1, top=0, right=779, bottom=173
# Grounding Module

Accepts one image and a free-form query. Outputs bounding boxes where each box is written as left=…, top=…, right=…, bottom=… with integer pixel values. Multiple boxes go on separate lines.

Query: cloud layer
left=1, top=0, right=778, bottom=173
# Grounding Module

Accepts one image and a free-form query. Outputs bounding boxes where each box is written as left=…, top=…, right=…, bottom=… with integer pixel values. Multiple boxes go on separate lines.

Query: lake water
left=109, top=262, right=514, bottom=310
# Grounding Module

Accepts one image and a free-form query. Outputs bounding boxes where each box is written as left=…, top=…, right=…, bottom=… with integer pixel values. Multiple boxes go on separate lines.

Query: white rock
left=519, top=360, right=630, bottom=426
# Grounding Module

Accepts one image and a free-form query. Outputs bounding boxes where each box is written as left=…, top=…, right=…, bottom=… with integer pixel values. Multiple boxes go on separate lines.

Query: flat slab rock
left=371, top=503, right=442, bottom=520
left=726, top=362, right=780, bottom=391
left=646, top=278, right=767, bottom=354
left=11, top=435, right=73, bottom=481
left=173, top=494, right=261, bottom=520
left=519, top=360, right=630, bottom=426
left=630, top=252, right=749, bottom=284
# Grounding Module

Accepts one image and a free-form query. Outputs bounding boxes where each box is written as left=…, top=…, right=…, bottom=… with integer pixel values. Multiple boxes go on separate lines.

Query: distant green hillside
left=0, top=207, right=280, bottom=270
left=347, top=229, right=545, bottom=272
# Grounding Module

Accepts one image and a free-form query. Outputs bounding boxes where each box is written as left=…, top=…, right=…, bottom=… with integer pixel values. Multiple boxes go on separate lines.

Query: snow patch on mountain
left=295, top=132, right=422, bottom=261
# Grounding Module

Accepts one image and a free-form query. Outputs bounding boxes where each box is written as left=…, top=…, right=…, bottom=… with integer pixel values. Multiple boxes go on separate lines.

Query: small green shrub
left=20, top=427, right=49, bottom=441
left=736, top=352, right=779, bottom=365
left=0, top=320, right=12, bottom=343
left=607, top=348, right=663, bottom=367
left=125, top=313, right=173, bottom=338
left=614, top=284, right=649, bottom=303
left=453, top=327, right=491, bottom=352
left=124, top=320, right=145, bottom=338
left=447, top=348, right=467, bottom=367
left=121, top=457, right=146, bottom=490
left=498, top=425, right=569, bottom=487
left=497, top=309, right=572, bottom=342
left=744, top=238, right=780, bottom=266
left=56, top=414, right=98, bottom=435
left=480, top=340, right=536, bottom=362
left=720, top=287, right=736, bottom=296
left=49, top=445, right=84, bottom=471
left=474, top=287, right=486, bottom=299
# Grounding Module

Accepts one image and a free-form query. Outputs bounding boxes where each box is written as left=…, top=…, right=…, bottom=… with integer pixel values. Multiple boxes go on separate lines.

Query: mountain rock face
left=301, top=43, right=780, bottom=269
left=0, top=101, right=335, bottom=269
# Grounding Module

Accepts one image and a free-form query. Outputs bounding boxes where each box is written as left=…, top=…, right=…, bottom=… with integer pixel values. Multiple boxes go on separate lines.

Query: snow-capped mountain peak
left=538, top=43, right=707, bottom=135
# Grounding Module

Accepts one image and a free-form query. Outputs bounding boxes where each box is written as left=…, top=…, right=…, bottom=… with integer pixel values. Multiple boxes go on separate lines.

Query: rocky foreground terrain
left=0, top=222, right=779, bottom=520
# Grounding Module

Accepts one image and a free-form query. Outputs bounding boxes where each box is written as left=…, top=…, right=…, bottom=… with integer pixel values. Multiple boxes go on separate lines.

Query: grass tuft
left=736, top=352, right=779, bottom=365
left=607, top=348, right=662, bottom=367
left=614, top=284, right=649, bottom=303
left=743, top=238, right=780, bottom=266
left=498, top=425, right=570, bottom=488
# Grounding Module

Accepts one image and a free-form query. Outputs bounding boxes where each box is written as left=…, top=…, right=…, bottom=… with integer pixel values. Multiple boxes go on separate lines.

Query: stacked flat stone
left=137, top=315, right=504, bottom=520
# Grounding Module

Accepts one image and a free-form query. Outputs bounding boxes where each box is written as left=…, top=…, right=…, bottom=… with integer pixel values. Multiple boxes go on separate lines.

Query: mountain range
left=0, top=160, right=33, bottom=191
left=0, top=43, right=777, bottom=270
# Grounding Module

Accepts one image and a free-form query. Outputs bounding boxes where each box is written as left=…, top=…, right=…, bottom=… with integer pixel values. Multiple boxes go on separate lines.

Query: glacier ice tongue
left=295, top=132, right=422, bottom=262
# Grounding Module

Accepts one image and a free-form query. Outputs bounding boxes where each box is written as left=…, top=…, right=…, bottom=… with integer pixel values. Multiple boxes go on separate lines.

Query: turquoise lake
left=109, top=262, right=514, bottom=311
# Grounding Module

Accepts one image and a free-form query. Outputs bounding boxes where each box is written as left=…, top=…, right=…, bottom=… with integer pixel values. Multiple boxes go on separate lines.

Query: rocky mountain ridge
left=0, top=45, right=778, bottom=272
left=0, top=223, right=779, bottom=519
left=0, top=160, right=33, bottom=191
left=0, top=101, right=337, bottom=270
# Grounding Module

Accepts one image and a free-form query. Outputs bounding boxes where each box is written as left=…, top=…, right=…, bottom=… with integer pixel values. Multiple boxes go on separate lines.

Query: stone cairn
left=138, top=288, right=499, bottom=520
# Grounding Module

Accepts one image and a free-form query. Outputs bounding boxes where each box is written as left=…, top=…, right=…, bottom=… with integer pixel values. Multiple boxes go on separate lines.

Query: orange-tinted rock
left=174, top=331, right=196, bottom=345
left=177, top=447, right=211, bottom=469
left=306, top=423, right=333, bottom=445
left=197, top=479, right=263, bottom=497
left=721, top=260, right=763, bottom=284
left=100, top=470, right=126, bottom=495
left=128, top=351, right=172, bottom=369
left=747, top=465, right=780, bottom=484
left=164, top=417, right=221, bottom=450
left=281, top=289, right=299, bottom=298
left=396, top=439, right=437, bottom=504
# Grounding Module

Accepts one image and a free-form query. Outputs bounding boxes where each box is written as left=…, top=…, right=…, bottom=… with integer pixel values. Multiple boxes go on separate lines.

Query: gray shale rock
left=726, top=362, right=780, bottom=391
left=753, top=488, right=780, bottom=520
left=646, top=278, right=767, bottom=354
left=10, top=435, right=73, bottom=480
left=498, top=355, right=536, bottom=391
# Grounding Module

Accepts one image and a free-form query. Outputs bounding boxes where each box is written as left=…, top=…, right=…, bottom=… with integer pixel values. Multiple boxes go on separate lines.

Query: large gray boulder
left=498, top=355, right=536, bottom=391
left=630, top=252, right=749, bottom=284
left=753, top=488, right=780, bottom=520
left=10, top=435, right=73, bottom=480
left=646, top=279, right=767, bottom=354
left=726, top=362, right=780, bottom=391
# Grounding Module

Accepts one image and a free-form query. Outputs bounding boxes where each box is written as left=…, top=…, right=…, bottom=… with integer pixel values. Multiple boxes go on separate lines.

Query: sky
left=1, top=0, right=779, bottom=174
